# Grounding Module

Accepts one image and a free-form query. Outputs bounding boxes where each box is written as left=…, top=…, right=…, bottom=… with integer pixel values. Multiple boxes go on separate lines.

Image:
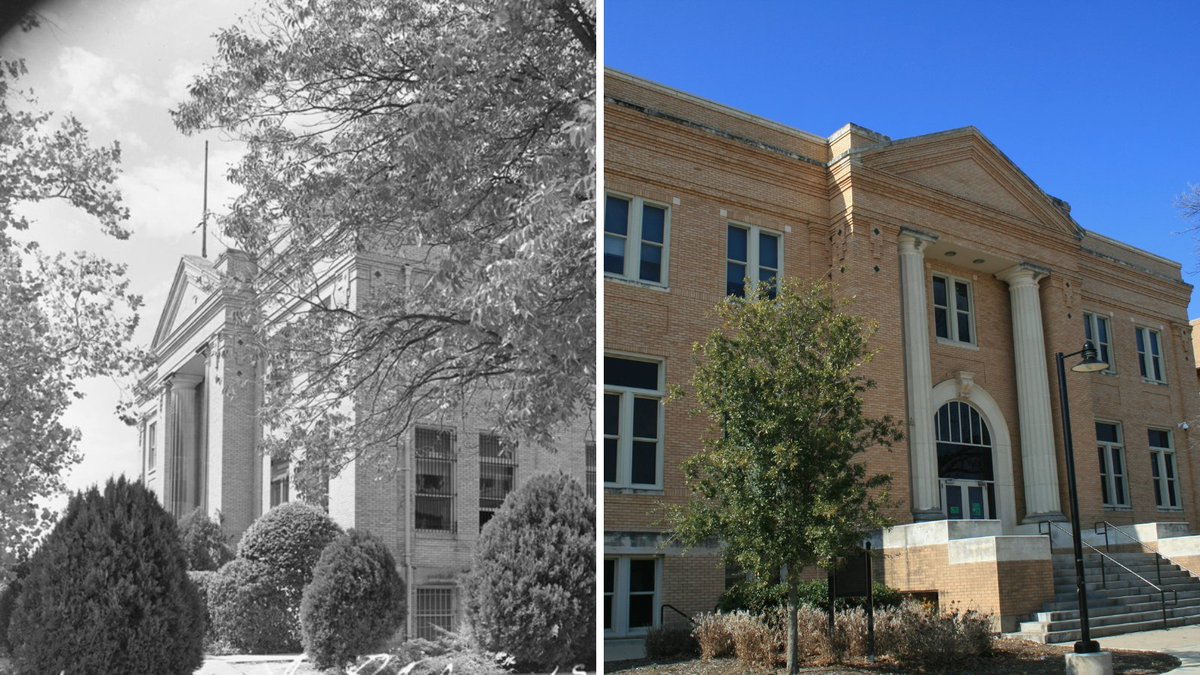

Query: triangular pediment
left=151, top=256, right=220, bottom=350
left=857, top=127, right=1083, bottom=239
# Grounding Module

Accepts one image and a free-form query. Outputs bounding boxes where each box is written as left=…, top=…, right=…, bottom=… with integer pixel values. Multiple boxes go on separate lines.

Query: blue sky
left=605, top=1, right=1200, bottom=314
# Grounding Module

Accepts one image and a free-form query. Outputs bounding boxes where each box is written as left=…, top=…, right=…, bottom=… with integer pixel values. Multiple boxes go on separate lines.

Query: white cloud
left=118, top=145, right=243, bottom=242
left=55, top=46, right=162, bottom=128
left=163, top=61, right=201, bottom=108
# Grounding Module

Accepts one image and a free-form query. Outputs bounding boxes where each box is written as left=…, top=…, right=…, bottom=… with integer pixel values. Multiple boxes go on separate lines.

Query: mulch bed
left=606, top=638, right=1181, bottom=674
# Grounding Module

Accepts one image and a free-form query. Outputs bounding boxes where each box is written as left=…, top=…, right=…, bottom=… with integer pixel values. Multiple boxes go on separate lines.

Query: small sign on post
left=826, top=544, right=876, bottom=663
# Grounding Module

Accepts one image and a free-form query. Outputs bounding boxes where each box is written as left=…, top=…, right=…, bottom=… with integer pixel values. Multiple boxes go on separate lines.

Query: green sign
left=949, top=505, right=960, bottom=516
left=971, top=502, right=983, bottom=518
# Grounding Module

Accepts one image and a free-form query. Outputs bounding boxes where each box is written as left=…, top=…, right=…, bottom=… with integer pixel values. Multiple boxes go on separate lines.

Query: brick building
left=135, top=247, right=593, bottom=640
left=603, top=69, right=1200, bottom=658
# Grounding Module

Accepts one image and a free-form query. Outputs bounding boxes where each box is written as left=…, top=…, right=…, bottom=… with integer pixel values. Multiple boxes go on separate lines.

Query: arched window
left=934, top=401, right=995, bottom=519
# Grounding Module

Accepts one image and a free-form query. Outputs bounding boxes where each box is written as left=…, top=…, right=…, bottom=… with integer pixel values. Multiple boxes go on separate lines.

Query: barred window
left=585, top=441, right=596, bottom=500
left=478, top=433, right=516, bottom=531
left=415, top=587, right=455, bottom=640
left=415, top=427, right=455, bottom=532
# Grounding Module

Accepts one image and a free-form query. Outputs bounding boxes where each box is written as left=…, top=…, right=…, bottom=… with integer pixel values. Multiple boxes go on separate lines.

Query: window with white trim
left=604, top=356, right=663, bottom=489
left=1083, top=313, right=1115, bottom=373
left=1096, top=421, right=1128, bottom=508
left=414, top=587, right=456, bottom=640
left=146, top=421, right=157, bottom=472
left=478, top=433, right=516, bottom=531
left=1136, top=326, right=1165, bottom=383
left=604, top=194, right=669, bottom=285
left=415, top=427, right=456, bottom=532
left=932, top=274, right=974, bottom=345
left=270, top=458, right=290, bottom=507
left=1149, top=428, right=1180, bottom=510
left=604, top=557, right=659, bottom=635
left=726, top=224, right=781, bottom=298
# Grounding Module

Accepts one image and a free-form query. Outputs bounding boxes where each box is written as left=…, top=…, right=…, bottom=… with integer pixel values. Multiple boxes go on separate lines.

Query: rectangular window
left=1149, top=429, right=1180, bottom=510
left=414, top=587, right=455, bottom=640
left=604, top=557, right=660, bottom=636
left=604, top=194, right=669, bottom=285
left=415, top=427, right=456, bottom=532
left=1096, top=422, right=1128, bottom=508
left=585, top=441, right=596, bottom=501
left=604, top=356, right=663, bottom=489
left=726, top=224, right=781, bottom=298
left=1136, top=327, right=1165, bottom=383
left=270, top=458, right=290, bottom=507
left=478, top=433, right=516, bottom=531
left=932, top=274, right=974, bottom=345
left=147, top=421, right=157, bottom=472
left=1083, top=313, right=1115, bottom=373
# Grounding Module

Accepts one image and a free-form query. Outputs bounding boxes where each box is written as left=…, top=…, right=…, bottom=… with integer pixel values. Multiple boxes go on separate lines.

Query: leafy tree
left=670, top=280, right=900, bottom=674
left=172, top=0, right=595, bottom=498
left=5, top=477, right=203, bottom=674
left=0, top=18, right=145, bottom=580
left=177, top=507, right=235, bottom=571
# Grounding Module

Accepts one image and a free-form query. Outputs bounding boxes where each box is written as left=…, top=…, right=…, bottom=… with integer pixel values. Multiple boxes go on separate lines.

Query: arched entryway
left=930, top=374, right=1018, bottom=530
left=935, top=401, right=995, bottom=521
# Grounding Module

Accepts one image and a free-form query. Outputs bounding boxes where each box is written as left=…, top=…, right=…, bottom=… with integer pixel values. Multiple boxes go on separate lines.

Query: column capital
left=996, top=263, right=1050, bottom=287
left=898, top=226, right=938, bottom=254
left=168, top=373, right=203, bottom=391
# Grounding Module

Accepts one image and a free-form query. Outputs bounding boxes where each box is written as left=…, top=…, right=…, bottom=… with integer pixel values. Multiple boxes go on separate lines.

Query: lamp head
left=1071, top=341, right=1109, bottom=373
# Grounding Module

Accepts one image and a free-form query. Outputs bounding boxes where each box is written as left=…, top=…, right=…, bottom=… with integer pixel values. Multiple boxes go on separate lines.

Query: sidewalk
left=1099, top=625, right=1200, bottom=673
left=197, top=654, right=312, bottom=675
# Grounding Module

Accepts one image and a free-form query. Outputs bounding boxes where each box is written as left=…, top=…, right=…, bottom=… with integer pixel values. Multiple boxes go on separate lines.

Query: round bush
left=461, top=472, right=594, bottom=670
left=6, top=477, right=204, bottom=674
left=238, top=502, right=342, bottom=599
left=209, top=558, right=297, bottom=653
left=178, top=507, right=234, bottom=571
left=300, top=529, right=406, bottom=669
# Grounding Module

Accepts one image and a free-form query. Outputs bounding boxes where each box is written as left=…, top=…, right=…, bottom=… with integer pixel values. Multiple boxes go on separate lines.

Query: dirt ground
left=606, top=638, right=1181, bottom=674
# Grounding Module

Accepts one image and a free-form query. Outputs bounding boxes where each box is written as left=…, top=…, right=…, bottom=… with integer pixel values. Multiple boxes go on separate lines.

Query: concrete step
left=1016, top=611, right=1200, bottom=644
left=1034, top=595, right=1200, bottom=622
left=1019, top=603, right=1200, bottom=633
left=1052, top=576, right=1200, bottom=595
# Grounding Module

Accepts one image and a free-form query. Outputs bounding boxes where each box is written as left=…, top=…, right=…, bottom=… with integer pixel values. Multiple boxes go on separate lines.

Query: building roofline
left=1081, top=229, right=1185, bottom=271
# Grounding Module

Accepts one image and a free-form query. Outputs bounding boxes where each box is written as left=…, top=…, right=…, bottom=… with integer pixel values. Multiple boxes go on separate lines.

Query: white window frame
left=725, top=222, right=783, bottom=298
left=146, top=420, right=157, bottom=474
left=1083, top=312, right=1116, bottom=374
left=1096, top=421, right=1129, bottom=508
left=931, top=273, right=976, bottom=346
left=269, top=458, right=290, bottom=507
left=1135, top=326, right=1166, bottom=384
left=1149, top=428, right=1181, bottom=511
left=604, top=193, right=671, bottom=287
left=603, top=354, right=665, bottom=490
left=604, top=556, right=661, bottom=637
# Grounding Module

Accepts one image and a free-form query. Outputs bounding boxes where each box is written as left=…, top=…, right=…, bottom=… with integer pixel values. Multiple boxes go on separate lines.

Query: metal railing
left=660, top=603, right=695, bottom=627
left=1096, top=521, right=1200, bottom=581
left=1040, top=520, right=1177, bottom=629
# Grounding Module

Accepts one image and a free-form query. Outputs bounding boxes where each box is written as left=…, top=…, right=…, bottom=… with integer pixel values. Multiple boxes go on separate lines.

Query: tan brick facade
left=603, top=69, right=1199, bottom=654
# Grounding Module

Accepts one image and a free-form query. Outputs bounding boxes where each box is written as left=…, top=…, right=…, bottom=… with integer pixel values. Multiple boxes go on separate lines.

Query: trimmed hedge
left=187, top=570, right=217, bottom=647
left=5, top=477, right=204, bottom=674
left=178, top=507, right=234, bottom=571
left=718, top=578, right=902, bottom=614
left=237, top=502, right=342, bottom=600
left=462, top=472, right=594, bottom=670
left=209, top=558, right=297, bottom=653
left=300, top=529, right=406, bottom=668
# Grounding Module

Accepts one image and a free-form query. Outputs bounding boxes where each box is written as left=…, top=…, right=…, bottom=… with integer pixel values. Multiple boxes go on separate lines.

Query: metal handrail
left=1041, top=520, right=1178, bottom=629
left=661, top=603, right=695, bottom=627
left=1096, top=521, right=1200, bottom=581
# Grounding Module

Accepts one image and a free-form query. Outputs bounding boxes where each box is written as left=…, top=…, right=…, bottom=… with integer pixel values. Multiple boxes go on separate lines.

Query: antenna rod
left=201, top=141, right=209, bottom=259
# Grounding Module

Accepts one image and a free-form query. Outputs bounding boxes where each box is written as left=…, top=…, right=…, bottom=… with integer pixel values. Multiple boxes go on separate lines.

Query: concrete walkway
left=1099, top=625, right=1200, bottom=673
left=197, top=654, right=311, bottom=675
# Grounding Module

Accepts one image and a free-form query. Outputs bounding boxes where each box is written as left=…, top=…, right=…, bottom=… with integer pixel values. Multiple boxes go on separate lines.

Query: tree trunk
left=786, top=565, right=799, bottom=675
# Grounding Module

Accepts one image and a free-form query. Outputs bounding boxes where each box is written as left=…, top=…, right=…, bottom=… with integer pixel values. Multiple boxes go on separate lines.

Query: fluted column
left=997, top=264, right=1063, bottom=521
left=168, top=374, right=203, bottom=517
left=898, top=229, right=940, bottom=519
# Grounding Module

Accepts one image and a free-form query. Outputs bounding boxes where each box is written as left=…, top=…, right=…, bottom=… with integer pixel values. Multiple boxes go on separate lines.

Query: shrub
left=692, top=612, right=735, bottom=660
left=461, top=472, right=594, bottom=670
left=378, top=633, right=512, bottom=675
left=726, top=611, right=780, bottom=671
left=644, top=624, right=698, bottom=659
left=874, top=600, right=993, bottom=668
left=209, top=558, right=297, bottom=653
left=187, top=570, right=217, bottom=647
left=718, top=578, right=902, bottom=614
left=5, top=477, right=203, bottom=675
left=300, top=529, right=406, bottom=669
left=178, top=507, right=234, bottom=571
left=237, top=502, right=343, bottom=599
left=0, top=561, right=28, bottom=655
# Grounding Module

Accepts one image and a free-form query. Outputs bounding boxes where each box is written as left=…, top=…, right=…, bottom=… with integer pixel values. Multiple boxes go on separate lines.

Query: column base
left=912, top=509, right=945, bottom=522
left=1064, top=650, right=1112, bottom=675
left=1022, top=511, right=1067, bottom=525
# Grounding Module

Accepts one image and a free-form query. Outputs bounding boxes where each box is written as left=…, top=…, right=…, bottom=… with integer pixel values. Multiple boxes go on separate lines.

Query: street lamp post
left=1055, top=340, right=1108, bottom=654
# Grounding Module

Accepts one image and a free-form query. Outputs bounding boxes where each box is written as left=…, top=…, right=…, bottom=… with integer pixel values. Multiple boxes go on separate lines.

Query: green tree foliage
left=178, top=507, right=235, bottom=571
left=5, top=477, right=203, bottom=674
left=462, top=472, right=594, bottom=670
left=171, top=0, right=595, bottom=498
left=671, top=280, right=901, bottom=675
left=300, top=529, right=406, bottom=669
left=0, top=21, right=145, bottom=579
